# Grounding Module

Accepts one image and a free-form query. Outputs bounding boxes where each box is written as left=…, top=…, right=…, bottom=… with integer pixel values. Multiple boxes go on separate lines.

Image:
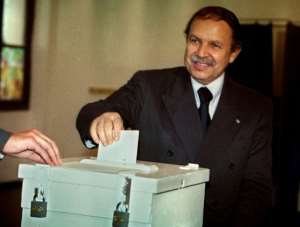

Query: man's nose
left=196, top=43, right=208, bottom=57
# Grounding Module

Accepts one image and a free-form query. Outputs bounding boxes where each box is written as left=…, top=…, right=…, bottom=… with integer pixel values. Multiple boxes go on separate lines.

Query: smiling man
left=184, top=16, right=240, bottom=85
left=76, top=6, right=273, bottom=227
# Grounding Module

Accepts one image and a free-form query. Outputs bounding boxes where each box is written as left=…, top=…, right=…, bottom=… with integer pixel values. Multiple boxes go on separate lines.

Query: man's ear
left=229, top=47, right=241, bottom=63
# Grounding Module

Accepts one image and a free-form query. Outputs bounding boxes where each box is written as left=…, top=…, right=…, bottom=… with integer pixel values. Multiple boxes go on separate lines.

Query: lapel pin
left=235, top=118, right=240, bottom=124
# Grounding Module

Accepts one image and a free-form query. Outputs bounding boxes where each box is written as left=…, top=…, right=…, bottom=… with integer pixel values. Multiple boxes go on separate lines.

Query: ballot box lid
left=18, top=158, right=209, bottom=194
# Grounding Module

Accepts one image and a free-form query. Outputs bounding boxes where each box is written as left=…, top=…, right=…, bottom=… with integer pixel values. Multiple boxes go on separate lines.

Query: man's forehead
left=191, top=18, right=231, bottom=28
left=189, top=19, right=233, bottom=38
left=191, top=19, right=231, bottom=32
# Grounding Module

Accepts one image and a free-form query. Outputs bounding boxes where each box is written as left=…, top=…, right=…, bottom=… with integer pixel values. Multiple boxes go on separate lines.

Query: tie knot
left=198, top=87, right=212, bottom=104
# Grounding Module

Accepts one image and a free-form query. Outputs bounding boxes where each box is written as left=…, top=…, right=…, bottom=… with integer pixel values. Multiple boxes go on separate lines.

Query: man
left=0, top=128, right=61, bottom=166
left=76, top=6, right=272, bottom=227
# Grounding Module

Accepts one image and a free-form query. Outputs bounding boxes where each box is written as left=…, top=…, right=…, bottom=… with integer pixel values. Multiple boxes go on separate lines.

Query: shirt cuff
left=84, top=138, right=97, bottom=149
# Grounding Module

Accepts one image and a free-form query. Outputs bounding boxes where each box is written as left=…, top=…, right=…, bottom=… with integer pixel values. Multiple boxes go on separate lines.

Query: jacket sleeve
left=0, top=128, right=12, bottom=157
left=76, top=71, right=145, bottom=147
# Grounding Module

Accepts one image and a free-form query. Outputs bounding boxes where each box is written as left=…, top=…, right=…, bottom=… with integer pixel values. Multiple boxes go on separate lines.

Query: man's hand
left=2, top=129, right=61, bottom=166
left=90, top=112, right=124, bottom=146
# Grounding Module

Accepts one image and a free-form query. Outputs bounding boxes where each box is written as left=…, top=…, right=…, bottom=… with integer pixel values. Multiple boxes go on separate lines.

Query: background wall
left=0, top=0, right=299, bottom=181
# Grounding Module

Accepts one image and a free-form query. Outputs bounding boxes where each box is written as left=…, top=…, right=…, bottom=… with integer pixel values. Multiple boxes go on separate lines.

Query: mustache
left=191, top=54, right=216, bottom=66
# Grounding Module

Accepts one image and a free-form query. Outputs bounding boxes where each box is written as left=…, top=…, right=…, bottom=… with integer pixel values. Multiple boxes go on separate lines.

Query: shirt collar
left=190, top=73, right=225, bottom=101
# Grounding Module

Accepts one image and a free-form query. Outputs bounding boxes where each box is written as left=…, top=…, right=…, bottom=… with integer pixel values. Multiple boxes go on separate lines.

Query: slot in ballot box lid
left=18, top=157, right=210, bottom=226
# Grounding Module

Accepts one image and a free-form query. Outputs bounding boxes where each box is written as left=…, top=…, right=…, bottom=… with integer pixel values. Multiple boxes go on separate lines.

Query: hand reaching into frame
left=2, top=129, right=61, bottom=166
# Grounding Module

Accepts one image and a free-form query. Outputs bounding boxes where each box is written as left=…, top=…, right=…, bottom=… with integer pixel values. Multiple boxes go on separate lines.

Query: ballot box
left=18, top=158, right=209, bottom=227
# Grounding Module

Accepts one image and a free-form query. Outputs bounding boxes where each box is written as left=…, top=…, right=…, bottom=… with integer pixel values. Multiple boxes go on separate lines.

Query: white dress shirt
left=190, top=73, right=224, bottom=119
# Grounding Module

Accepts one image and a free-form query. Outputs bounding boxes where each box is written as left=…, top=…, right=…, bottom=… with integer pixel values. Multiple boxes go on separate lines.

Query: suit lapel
left=197, top=78, right=242, bottom=165
left=162, top=69, right=243, bottom=165
left=162, top=68, right=204, bottom=162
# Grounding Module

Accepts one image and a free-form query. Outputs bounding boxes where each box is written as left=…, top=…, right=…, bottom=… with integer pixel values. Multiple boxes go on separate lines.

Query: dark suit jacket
left=0, top=128, right=11, bottom=151
left=76, top=67, right=273, bottom=227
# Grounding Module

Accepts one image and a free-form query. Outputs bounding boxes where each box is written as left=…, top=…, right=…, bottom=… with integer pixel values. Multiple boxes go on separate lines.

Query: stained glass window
left=0, top=0, right=34, bottom=109
left=0, top=47, right=24, bottom=100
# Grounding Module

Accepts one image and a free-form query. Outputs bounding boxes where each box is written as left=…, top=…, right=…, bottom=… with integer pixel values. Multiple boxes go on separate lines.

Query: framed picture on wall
left=0, top=0, right=34, bottom=110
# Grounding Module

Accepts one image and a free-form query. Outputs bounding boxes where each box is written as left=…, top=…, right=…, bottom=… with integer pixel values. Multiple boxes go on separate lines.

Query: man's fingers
left=3, top=129, right=60, bottom=166
left=31, top=129, right=61, bottom=165
left=90, top=119, right=100, bottom=144
left=15, top=150, right=46, bottom=164
left=112, top=117, right=124, bottom=140
left=91, top=116, right=112, bottom=146
left=25, top=137, right=54, bottom=165
left=103, top=113, right=124, bottom=145
left=103, top=117, right=114, bottom=146
left=90, top=112, right=124, bottom=147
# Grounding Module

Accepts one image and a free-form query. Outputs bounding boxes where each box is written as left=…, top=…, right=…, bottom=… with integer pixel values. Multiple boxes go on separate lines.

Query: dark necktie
left=198, top=87, right=213, bottom=131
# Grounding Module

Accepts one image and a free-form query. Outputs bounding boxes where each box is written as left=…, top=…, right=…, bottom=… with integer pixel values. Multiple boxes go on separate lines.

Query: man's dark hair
left=184, top=6, right=242, bottom=50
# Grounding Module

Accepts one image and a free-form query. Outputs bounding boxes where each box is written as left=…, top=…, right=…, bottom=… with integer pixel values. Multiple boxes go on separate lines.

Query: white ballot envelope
left=97, top=130, right=139, bottom=164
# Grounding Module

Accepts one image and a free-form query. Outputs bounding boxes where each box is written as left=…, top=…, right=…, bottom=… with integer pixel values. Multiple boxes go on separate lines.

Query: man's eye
left=211, top=42, right=222, bottom=49
left=189, top=36, right=198, bottom=44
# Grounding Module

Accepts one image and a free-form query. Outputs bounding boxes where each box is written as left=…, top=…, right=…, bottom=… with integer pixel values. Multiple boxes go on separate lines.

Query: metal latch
left=30, top=187, right=47, bottom=218
left=112, top=177, right=132, bottom=227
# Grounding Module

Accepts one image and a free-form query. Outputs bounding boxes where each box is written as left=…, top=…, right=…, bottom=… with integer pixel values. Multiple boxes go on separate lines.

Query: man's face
left=184, top=19, right=240, bottom=84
